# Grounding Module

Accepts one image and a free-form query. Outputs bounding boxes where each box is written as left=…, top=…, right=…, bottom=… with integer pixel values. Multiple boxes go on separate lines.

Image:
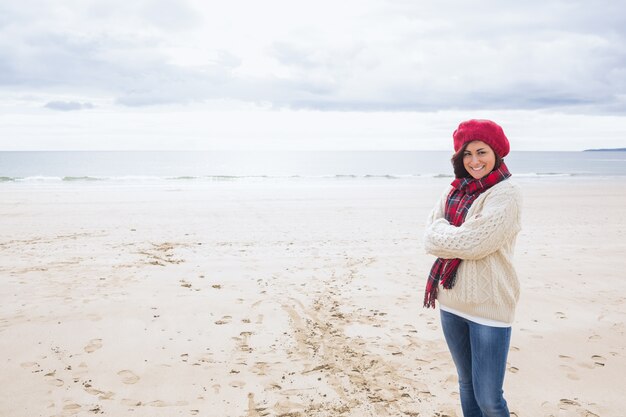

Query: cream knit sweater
left=424, top=180, right=522, bottom=323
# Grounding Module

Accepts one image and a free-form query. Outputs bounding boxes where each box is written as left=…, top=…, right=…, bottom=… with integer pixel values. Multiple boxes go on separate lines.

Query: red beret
left=453, top=119, right=510, bottom=158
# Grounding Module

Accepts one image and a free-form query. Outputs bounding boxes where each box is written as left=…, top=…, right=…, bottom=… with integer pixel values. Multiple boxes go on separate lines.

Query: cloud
left=0, top=0, right=625, bottom=113
left=44, top=101, right=95, bottom=111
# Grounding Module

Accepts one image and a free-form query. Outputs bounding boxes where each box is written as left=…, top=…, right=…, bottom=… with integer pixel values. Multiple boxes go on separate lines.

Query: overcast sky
left=1, top=0, right=625, bottom=150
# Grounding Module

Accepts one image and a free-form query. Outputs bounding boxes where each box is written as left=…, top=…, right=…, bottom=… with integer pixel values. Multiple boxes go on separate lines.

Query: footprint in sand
left=121, top=399, right=142, bottom=406
left=45, top=375, right=65, bottom=386
left=558, top=398, right=600, bottom=416
left=215, top=316, right=232, bottom=325
left=229, top=380, right=246, bottom=388
left=146, top=400, right=169, bottom=407
left=250, top=362, right=269, bottom=376
left=540, top=400, right=557, bottom=414
left=591, top=355, right=606, bottom=367
left=573, top=354, right=607, bottom=370
left=559, top=364, right=580, bottom=380
left=84, top=339, right=103, bottom=353
left=62, top=402, right=82, bottom=412
left=83, top=383, right=106, bottom=397
left=195, top=353, right=214, bottom=365
left=237, top=331, right=254, bottom=352
left=117, top=370, right=140, bottom=384
left=20, top=361, right=41, bottom=371
left=73, top=362, right=90, bottom=377
left=87, top=314, right=102, bottom=322
left=559, top=398, right=580, bottom=409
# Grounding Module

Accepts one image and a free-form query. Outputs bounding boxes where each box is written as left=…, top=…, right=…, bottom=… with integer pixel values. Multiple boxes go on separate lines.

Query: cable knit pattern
left=424, top=180, right=522, bottom=323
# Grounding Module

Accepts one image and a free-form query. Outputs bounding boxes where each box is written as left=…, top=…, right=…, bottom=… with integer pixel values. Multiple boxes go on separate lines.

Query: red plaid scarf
left=423, top=162, right=511, bottom=308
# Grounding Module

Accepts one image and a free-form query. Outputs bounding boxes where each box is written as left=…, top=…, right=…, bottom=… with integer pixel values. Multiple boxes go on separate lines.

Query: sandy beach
left=1, top=177, right=624, bottom=417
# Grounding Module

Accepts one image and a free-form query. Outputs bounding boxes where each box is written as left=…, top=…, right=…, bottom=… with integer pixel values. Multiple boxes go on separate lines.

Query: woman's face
left=463, top=140, right=496, bottom=179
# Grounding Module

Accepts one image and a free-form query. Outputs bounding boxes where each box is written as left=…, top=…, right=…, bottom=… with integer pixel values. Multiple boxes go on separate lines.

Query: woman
left=423, top=119, right=522, bottom=417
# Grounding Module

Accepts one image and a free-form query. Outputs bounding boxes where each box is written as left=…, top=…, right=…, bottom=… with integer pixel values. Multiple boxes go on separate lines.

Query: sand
left=1, top=177, right=625, bottom=417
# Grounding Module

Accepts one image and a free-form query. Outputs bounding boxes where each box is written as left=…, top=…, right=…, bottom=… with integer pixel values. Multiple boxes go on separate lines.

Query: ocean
left=1, top=151, right=625, bottom=184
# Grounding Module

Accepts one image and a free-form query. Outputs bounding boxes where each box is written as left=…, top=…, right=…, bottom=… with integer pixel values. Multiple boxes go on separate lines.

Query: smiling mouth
left=470, top=166, right=485, bottom=171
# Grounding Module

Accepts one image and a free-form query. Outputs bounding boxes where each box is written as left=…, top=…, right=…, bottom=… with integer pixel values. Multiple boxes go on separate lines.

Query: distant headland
left=583, top=148, right=626, bottom=152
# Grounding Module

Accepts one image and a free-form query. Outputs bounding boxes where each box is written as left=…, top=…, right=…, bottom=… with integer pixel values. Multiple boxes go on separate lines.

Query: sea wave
left=63, top=176, right=107, bottom=181
left=15, top=176, right=64, bottom=182
left=1, top=172, right=622, bottom=184
left=1, top=173, right=425, bottom=182
left=515, top=172, right=573, bottom=177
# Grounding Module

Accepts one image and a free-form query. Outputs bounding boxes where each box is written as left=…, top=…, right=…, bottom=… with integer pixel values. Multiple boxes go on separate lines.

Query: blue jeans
left=440, top=310, right=511, bottom=417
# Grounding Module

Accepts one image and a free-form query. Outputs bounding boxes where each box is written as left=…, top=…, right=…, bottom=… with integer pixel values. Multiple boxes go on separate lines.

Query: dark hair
left=451, top=142, right=503, bottom=178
